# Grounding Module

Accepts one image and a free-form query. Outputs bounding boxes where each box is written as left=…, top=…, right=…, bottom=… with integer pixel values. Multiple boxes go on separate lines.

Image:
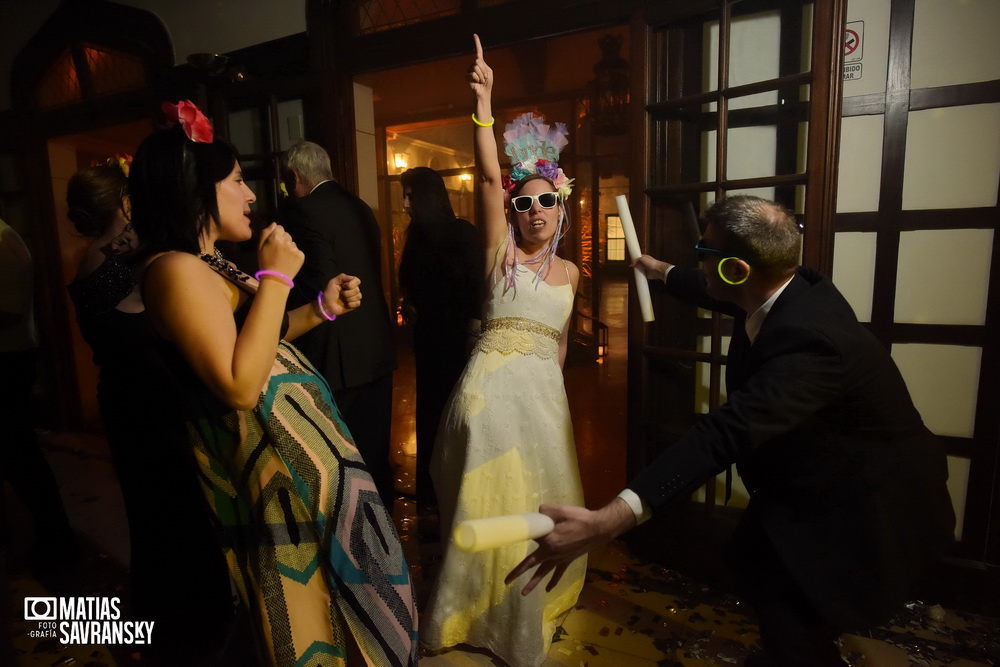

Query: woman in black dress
left=398, top=167, right=483, bottom=514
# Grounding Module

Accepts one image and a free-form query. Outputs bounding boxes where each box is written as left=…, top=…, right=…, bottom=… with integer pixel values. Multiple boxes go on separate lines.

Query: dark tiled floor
left=6, top=277, right=1000, bottom=665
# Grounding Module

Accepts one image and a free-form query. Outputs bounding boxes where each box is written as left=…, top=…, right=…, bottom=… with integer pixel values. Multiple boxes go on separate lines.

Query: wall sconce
left=393, top=153, right=409, bottom=172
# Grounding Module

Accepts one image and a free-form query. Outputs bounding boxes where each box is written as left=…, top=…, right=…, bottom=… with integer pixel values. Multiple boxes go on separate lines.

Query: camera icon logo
left=24, top=597, right=58, bottom=621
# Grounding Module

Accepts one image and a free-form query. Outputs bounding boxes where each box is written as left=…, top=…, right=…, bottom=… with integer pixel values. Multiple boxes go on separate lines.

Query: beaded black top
left=67, top=255, right=136, bottom=322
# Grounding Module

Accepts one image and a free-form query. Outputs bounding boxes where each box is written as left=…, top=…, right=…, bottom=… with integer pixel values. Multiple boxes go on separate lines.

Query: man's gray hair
left=706, top=195, right=801, bottom=277
left=283, top=141, right=334, bottom=189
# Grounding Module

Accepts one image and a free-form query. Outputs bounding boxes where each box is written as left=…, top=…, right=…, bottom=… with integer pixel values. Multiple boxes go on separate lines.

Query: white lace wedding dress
left=423, top=258, right=586, bottom=667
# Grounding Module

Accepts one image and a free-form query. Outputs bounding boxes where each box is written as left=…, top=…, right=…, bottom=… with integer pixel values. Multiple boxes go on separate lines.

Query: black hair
left=129, top=125, right=238, bottom=258
left=400, top=167, right=455, bottom=224
left=66, top=165, right=128, bottom=237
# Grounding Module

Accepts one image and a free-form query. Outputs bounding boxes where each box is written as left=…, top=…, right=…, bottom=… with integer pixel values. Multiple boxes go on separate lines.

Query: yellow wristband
left=472, top=113, right=495, bottom=127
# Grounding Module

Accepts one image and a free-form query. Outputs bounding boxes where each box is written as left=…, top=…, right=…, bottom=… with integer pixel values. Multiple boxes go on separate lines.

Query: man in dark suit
left=280, top=141, right=397, bottom=507
left=508, top=195, right=955, bottom=665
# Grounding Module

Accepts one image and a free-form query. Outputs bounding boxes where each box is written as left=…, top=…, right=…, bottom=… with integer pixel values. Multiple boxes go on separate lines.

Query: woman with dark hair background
left=65, top=161, right=240, bottom=665
left=398, top=166, right=482, bottom=516
left=130, top=101, right=418, bottom=666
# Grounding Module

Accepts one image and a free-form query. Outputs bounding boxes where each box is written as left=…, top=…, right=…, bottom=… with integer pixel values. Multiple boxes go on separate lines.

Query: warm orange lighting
left=394, top=153, right=409, bottom=171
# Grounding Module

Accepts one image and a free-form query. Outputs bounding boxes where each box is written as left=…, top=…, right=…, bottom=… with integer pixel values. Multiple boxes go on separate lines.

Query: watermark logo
left=24, top=597, right=58, bottom=621
left=22, top=596, right=154, bottom=645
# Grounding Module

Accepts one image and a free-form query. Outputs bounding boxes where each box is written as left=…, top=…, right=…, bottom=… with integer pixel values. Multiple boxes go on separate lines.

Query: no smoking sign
left=844, top=20, right=864, bottom=80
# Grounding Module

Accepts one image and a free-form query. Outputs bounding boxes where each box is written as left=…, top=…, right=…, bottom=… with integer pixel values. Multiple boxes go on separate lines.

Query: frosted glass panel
left=903, top=104, right=1000, bottom=210
left=912, top=0, right=1000, bottom=89
left=695, top=334, right=730, bottom=414
left=228, top=108, right=262, bottom=155
left=277, top=99, right=304, bottom=151
left=832, top=232, right=877, bottom=322
left=695, top=323, right=742, bottom=508
left=353, top=83, right=375, bottom=135
left=836, top=114, right=883, bottom=213
left=702, top=129, right=718, bottom=182
left=896, top=229, right=992, bottom=325
left=892, top=343, right=981, bottom=438
left=705, top=21, right=720, bottom=100
left=356, top=131, right=379, bottom=210
left=946, top=455, right=970, bottom=542
left=727, top=126, right=777, bottom=179
left=728, top=10, right=780, bottom=108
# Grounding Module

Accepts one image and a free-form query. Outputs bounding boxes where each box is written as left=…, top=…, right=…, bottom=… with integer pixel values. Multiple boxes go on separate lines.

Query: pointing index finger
left=474, top=33, right=483, bottom=59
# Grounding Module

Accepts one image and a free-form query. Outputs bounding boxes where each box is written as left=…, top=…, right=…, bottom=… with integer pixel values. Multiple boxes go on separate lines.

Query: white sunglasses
left=511, top=192, right=560, bottom=213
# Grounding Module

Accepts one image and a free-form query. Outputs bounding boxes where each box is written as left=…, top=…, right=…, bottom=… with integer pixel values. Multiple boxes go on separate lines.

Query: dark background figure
left=510, top=195, right=956, bottom=667
left=0, top=213, right=77, bottom=570
left=280, top=141, right=397, bottom=507
left=64, top=165, right=239, bottom=665
left=398, top=167, right=483, bottom=514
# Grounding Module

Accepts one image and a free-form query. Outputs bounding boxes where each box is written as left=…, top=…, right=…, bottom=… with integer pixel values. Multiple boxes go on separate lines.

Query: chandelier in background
left=587, top=34, right=630, bottom=136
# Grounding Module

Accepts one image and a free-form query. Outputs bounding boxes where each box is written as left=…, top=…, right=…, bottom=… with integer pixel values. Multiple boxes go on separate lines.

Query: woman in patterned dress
left=129, top=101, right=418, bottom=666
left=65, top=163, right=240, bottom=664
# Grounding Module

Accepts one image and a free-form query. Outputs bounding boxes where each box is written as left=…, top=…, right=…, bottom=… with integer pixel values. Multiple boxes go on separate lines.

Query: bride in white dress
left=421, top=35, right=587, bottom=667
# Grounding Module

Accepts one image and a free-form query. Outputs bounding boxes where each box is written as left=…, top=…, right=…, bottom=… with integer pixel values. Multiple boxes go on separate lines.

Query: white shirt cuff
left=663, top=264, right=674, bottom=281
left=617, top=489, right=653, bottom=526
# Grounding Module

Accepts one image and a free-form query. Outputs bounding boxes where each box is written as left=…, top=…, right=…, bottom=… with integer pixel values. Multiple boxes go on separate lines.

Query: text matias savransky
left=24, top=596, right=155, bottom=645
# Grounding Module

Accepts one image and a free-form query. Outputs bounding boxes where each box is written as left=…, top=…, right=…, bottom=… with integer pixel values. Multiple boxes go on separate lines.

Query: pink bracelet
left=254, top=270, right=294, bottom=288
left=316, top=291, right=337, bottom=321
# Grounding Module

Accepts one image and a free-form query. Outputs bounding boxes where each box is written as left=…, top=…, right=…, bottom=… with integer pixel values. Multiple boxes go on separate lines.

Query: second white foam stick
left=615, top=195, right=655, bottom=322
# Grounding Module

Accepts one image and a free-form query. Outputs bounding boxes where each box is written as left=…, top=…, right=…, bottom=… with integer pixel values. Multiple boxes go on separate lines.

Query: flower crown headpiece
left=162, top=100, right=214, bottom=143
left=501, top=112, right=574, bottom=200
left=498, top=112, right=574, bottom=291
left=91, top=152, right=133, bottom=178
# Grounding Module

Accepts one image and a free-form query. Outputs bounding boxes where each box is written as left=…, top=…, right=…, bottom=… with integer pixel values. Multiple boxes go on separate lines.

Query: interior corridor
left=5, top=276, right=999, bottom=665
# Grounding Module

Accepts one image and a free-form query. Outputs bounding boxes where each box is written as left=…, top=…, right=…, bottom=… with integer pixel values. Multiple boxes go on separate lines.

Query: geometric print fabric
left=185, top=341, right=418, bottom=666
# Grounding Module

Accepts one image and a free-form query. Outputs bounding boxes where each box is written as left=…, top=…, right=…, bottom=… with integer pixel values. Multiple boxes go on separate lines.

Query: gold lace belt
left=481, top=317, right=560, bottom=340
left=475, top=317, right=561, bottom=359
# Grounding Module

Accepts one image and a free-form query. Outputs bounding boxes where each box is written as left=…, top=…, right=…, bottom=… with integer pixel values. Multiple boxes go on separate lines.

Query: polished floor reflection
left=6, top=277, right=1000, bottom=665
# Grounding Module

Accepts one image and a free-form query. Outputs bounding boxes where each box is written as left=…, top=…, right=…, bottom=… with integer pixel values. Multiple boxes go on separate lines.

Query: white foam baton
left=615, top=195, right=655, bottom=322
left=453, top=513, right=555, bottom=553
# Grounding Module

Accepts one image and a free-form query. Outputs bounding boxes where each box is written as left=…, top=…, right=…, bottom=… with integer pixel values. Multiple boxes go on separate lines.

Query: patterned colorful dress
left=160, top=266, right=418, bottom=666
left=423, top=256, right=586, bottom=667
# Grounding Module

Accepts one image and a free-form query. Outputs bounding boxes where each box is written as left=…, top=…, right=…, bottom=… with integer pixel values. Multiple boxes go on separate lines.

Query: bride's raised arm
left=468, top=34, right=508, bottom=255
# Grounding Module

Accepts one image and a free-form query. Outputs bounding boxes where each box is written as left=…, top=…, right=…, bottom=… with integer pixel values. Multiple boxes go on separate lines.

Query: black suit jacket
left=280, top=180, right=396, bottom=391
left=630, top=266, right=955, bottom=627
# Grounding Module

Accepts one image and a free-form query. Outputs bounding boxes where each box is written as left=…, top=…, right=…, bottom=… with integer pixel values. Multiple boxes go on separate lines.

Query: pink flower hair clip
left=162, top=100, right=214, bottom=143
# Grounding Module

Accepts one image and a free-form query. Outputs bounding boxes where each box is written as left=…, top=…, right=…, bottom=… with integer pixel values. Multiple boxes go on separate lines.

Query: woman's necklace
left=199, top=247, right=249, bottom=283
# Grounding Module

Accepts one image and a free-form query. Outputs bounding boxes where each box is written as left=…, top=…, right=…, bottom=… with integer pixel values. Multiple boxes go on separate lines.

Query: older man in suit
left=280, top=141, right=397, bottom=507
left=508, top=195, right=955, bottom=666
